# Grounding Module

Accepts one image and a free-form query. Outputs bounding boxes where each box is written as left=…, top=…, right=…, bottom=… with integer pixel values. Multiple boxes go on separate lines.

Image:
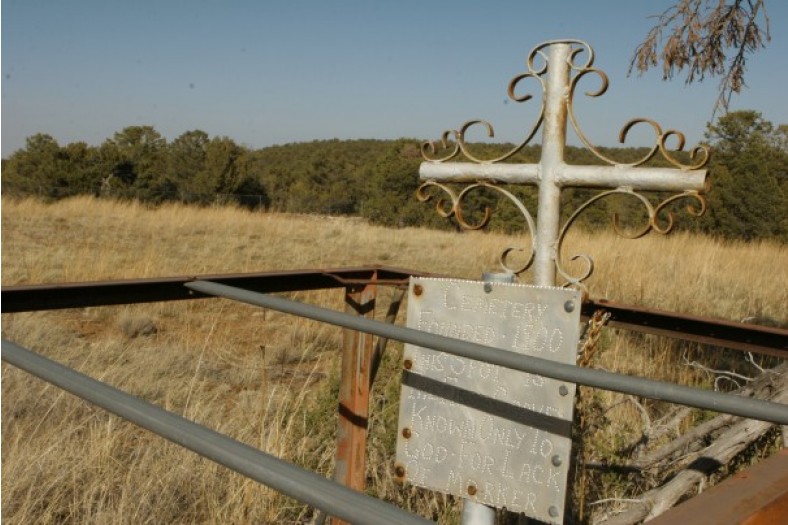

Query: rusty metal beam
left=333, top=278, right=377, bottom=524
left=582, top=299, right=787, bottom=358
left=3, top=267, right=784, bottom=357
left=648, top=449, right=788, bottom=525
left=0, top=266, right=417, bottom=313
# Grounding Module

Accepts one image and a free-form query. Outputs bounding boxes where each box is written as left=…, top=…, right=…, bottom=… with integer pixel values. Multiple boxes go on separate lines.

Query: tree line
left=1, top=111, right=785, bottom=240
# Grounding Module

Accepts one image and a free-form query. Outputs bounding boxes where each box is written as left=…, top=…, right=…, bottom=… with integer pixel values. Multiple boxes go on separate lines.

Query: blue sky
left=2, top=1, right=786, bottom=158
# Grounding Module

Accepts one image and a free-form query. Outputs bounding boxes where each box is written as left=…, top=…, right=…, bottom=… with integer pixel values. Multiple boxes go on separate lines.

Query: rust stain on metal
left=403, top=359, right=413, bottom=370
left=394, top=463, right=406, bottom=479
left=333, top=275, right=377, bottom=525
left=467, top=485, right=477, bottom=496
left=413, top=284, right=424, bottom=296
left=741, top=492, right=788, bottom=525
left=402, top=427, right=412, bottom=439
left=3, top=265, right=783, bottom=356
left=582, top=298, right=787, bottom=358
left=0, top=266, right=428, bottom=313
left=649, top=449, right=788, bottom=525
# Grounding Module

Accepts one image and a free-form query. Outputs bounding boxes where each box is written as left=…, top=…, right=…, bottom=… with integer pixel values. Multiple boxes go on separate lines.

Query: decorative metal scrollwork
left=417, top=40, right=711, bottom=288
left=417, top=181, right=537, bottom=274
left=421, top=39, right=710, bottom=169
left=555, top=190, right=706, bottom=290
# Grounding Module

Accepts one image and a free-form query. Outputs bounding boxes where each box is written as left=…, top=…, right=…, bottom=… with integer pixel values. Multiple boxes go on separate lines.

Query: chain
left=578, top=309, right=611, bottom=367
left=575, top=309, right=611, bottom=521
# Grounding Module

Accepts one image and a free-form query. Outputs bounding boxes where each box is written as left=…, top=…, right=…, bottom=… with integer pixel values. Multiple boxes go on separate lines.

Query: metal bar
left=532, top=42, right=570, bottom=287
left=462, top=501, right=497, bottom=525
left=3, top=268, right=784, bottom=356
left=419, top=162, right=708, bottom=192
left=334, top=278, right=377, bottom=512
left=583, top=299, right=788, bottom=358
left=1, top=266, right=418, bottom=313
left=0, top=339, right=431, bottom=525
left=557, top=164, right=709, bottom=192
left=647, top=449, right=788, bottom=525
left=369, top=287, right=407, bottom=386
left=462, top=272, right=516, bottom=525
left=185, top=280, right=788, bottom=425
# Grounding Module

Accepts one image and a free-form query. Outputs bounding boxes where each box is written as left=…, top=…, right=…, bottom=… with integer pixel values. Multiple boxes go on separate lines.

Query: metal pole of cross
left=418, top=40, right=709, bottom=289
left=408, top=40, right=710, bottom=524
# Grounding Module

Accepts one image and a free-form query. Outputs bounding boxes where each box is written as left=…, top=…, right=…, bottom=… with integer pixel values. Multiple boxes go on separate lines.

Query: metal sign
left=396, top=277, right=581, bottom=523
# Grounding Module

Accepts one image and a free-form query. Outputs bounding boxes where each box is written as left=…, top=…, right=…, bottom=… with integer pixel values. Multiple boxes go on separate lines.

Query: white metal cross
left=418, top=40, right=709, bottom=289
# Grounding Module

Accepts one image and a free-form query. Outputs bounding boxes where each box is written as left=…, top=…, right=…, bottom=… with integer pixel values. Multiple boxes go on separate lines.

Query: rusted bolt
left=402, top=427, right=412, bottom=439
left=394, top=464, right=406, bottom=478
left=548, top=506, right=559, bottom=518
left=403, top=359, right=413, bottom=370
left=413, top=284, right=424, bottom=296
left=559, top=384, right=569, bottom=396
left=564, top=300, right=575, bottom=313
left=467, top=485, right=477, bottom=496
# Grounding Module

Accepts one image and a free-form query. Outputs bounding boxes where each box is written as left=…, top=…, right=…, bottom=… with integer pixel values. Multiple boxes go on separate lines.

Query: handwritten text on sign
left=396, top=278, right=580, bottom=523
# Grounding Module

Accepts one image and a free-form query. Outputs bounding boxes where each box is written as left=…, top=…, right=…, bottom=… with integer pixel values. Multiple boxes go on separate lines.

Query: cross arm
left=419, top=162, right=708, bottom=193
left=558, top=164, right=708, bottom=192
left=419, top=162, right=539, bottom=184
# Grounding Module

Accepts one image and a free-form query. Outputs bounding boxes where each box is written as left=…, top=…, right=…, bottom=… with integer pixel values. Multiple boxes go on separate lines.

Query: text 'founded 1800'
left=396, top=277, right=581, bottom=524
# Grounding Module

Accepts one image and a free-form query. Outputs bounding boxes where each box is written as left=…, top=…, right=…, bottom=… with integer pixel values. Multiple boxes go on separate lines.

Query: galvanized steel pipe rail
left=0, top=339, right=431, bottom=525
left=186, top=280, right=788, bottom=425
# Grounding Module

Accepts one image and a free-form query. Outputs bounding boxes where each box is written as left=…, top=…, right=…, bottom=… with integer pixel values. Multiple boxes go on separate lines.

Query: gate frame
left=3, top=265, right=787, bottom=523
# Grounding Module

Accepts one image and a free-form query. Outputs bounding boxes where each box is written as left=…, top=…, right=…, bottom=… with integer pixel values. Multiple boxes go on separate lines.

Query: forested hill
left=2, top=111, right=786, bottom=240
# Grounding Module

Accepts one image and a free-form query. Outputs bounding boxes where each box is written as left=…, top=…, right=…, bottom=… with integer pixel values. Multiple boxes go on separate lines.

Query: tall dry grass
left=2, top=195, right=786, bottom=523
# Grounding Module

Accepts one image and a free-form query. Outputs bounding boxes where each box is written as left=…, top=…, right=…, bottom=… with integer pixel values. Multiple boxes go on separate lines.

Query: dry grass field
left=2, top=195, right=786, bottom=524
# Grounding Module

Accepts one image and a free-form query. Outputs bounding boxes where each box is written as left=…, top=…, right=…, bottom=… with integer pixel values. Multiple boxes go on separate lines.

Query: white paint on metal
left=419, top=42, right=708, bottom=287
left=533, top=43, right=570, bottom=287
left=396, top=277, right=581, bottom=524
left=419, top=162, right=707, bottom=192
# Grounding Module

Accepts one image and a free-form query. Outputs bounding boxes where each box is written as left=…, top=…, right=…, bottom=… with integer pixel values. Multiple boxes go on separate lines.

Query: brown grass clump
left=2, top=195, right=786, bottom=523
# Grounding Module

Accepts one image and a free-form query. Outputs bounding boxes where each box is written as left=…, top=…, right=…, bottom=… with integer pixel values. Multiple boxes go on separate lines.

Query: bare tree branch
left=594, top=363, right=788, bottom=524
left=630, top=0, right=771, bottom=116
